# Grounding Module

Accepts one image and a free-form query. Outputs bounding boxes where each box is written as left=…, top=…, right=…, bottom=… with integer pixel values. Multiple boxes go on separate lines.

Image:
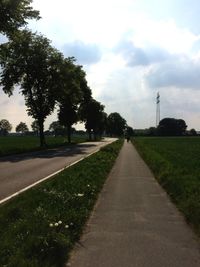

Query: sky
left=1, top=0, right=200, bottom=131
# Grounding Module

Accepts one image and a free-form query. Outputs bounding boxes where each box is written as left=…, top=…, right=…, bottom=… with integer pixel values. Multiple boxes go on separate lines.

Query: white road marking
left=0, top=149, right=99, bottom=205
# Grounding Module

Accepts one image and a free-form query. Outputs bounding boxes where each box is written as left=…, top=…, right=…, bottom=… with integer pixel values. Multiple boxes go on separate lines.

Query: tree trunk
left=38, top=119, right=46, bottom=147
left=67, top=125, right=71, bottom=143
left=88, top=128, right=92, bottom=141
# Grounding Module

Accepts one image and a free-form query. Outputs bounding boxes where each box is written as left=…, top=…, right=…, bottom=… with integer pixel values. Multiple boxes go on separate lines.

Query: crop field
left=0, top=136, right=87, bottom=156
left=133, top=137, right=200, bottom=234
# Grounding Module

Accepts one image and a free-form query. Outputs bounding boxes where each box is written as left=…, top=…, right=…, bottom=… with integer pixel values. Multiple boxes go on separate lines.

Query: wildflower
left=49, top=223, right=54, bottom=227
left=65, top=225, right=69, bottom=229
left=87, top=184, right=90, bottom=187
left=58, top=220, right=62, bottom=225
left=77, top=193, right=84, bottom=197
left=54, top=223, right=59, bottom=227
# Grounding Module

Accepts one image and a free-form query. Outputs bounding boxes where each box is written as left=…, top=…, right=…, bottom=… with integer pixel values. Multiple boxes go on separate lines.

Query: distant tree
left=79, top=98, right=105, bottom=140
left=158, top=118, right=187, bottom=136
left=189, top=128, right=197, bottom=136
left=16, top=122, right=28, bottom=133
left=106, top=112, right=127, bottom=136
left=126, top=126, right=134, bottom=137
left=147, top=127, right=157, bottom=136
left=31, top=120, right=39, bottom=135
left=0, top=0, right=40, bottom=37
left=0, top=119, right=12, bottom=135
left=57, top=59, right=84, bottom=143
left=97, top=112, right=107, bottom=137
left=49, top=121, right=67, bottom=137
left=0, top=30, right=64, bottom=146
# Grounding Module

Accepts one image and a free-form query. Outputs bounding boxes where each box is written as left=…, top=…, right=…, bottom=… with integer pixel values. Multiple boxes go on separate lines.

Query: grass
left=0, top=136, right=87, bottom=156
left=133, top=136, right=200, bottom=234
left=0, top=139, right=123, bottom=267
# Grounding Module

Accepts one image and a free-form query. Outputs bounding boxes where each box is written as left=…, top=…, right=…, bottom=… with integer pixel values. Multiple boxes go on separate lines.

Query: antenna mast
left=156, top=92, right=160, bottom=127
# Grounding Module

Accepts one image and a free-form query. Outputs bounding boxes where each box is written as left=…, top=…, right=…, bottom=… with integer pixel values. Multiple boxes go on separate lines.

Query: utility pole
left=156, top=92, right=160, bottom=127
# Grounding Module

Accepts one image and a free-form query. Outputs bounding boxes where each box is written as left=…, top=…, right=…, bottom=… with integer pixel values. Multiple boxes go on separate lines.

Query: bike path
left=69, top=141, right=200, bottom=267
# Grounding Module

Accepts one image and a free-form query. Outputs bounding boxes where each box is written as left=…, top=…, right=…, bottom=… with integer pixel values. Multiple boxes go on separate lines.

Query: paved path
left=0, top=138, right=116, bottom=202
left=69, top=141, right=200, bottom=267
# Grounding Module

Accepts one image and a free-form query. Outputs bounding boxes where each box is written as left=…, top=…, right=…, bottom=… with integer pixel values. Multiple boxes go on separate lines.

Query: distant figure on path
left=126, top=136, right=130, bottom=142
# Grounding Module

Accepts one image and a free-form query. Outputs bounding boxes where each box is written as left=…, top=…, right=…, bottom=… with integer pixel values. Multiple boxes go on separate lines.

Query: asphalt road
left=0, top=138, right=116, bottom=202
left=69, top=141, right=200, bottom=267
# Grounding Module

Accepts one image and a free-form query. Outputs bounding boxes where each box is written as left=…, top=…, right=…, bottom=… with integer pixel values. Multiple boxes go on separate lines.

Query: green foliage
left=0, top=0, right=40, bottom=37
left=0, top=119, right=12, bottom=135
left=158, top=118, right=187, bottom=136
left=106, top=112, right=126, bottom=136
left=133, top=137, right=200, bottom=234
left=31, top=120, right=39, bottom=134
left=15, top=122, right=29, bottom=133
left=79, top=98, right=106, bottom=140
left=0, top=139, right=123, bottom=266
left=0, top=30, right=64, bottom=146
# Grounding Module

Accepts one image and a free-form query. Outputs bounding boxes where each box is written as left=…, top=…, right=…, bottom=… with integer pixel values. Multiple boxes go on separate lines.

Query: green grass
left=0, top=136, right=87, bottom=156
left=0, top=139, right=123, bottom=267
left=133, top=137, right=200, bottom=234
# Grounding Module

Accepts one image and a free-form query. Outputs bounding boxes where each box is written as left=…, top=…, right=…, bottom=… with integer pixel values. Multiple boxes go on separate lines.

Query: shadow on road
left=0, top=143, right=96, bottom=163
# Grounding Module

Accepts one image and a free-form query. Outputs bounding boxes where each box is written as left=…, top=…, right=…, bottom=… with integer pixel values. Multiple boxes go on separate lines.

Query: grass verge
left=133, top=137, right=200, bottom=235
left=0, top=136, right=87, bottom=157
left=0, top=139, right=123, bottom=267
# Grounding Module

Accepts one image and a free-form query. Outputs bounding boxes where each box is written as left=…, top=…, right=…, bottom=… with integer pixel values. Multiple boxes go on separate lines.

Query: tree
left=126, top=126, right=134, bottom=137
left=49, top=121, right=67, bottom=137
left=79, top=98, right=105, bottom=140
left=0, top=119, right=12, bottom=135
left=16, top=122, right=28, bottom=133
left=106, top=112, right=127, bottom=136
left=0, top=0, right=40, bottom=37
left=158, top=118, right=187, bottom=136
left=31, top=120, right=39, bottom=135
left=57, top=58, right=84, bottom=143
left=189, top=128, right=197, bottom=136
left=0, top=30, right=64, bottom=146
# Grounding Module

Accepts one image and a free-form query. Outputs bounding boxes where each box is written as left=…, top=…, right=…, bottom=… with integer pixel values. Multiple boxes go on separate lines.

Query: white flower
left=54, top=223, right=59, bottom=227
left=65, top=225, right=69, bottom=229
left=58, top=220, right=62, bottom=225
left=49, top=223, right=54, bottom=227
left=87, top=184, right=90, bottom=187
left=77, top=193, right=84, bottom=197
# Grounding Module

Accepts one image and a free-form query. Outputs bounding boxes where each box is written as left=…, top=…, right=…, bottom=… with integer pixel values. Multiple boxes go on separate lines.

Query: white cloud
left=2, top=0, right=200, bottom=130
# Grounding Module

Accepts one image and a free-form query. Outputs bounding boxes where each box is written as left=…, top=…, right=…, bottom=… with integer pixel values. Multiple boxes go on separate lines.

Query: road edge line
left=0, top=149, right=99, bottom=205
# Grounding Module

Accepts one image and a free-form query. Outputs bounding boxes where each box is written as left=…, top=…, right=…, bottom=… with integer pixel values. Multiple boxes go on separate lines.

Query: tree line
left=0, top=1, right=130, bottom=145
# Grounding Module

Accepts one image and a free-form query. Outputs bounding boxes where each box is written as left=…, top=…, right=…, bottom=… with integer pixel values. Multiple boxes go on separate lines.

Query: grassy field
left=133, top=137, right=200, bottom=234
left=0, top=139, right=123, bottom=267
left=0, top=136, right=87, bottom=156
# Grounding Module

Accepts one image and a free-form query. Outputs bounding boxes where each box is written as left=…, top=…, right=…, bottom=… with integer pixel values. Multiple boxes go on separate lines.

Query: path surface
left=0, top=138, right=116, bottom=202
left=69, top=141, right=200, bottom=267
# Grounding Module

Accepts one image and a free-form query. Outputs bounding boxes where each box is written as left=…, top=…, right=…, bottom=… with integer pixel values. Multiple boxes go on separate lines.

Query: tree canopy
left=0, top=119, right=12, bottom=135
left=57, top=58, right=86, bottom=143
left=158, top=118, right=187, bottom=136
left=0, top=30, right=64, bottom=146
left=16, top=122, right=28, bottom=133
left=106, top=112, right=127, bottom=136
left=0, top=0, right=40, bottom=37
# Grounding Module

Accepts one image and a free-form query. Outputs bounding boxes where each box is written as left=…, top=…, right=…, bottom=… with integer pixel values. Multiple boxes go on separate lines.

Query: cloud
left=62, top=41, right=102, bottom=65
left=146, top=56, right=200, bottom=89
left=115, top=40, right=171, bottom=67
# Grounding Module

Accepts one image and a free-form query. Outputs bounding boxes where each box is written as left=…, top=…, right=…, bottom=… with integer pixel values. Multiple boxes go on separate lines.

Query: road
left=0, top=138, right=116, bottom=202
